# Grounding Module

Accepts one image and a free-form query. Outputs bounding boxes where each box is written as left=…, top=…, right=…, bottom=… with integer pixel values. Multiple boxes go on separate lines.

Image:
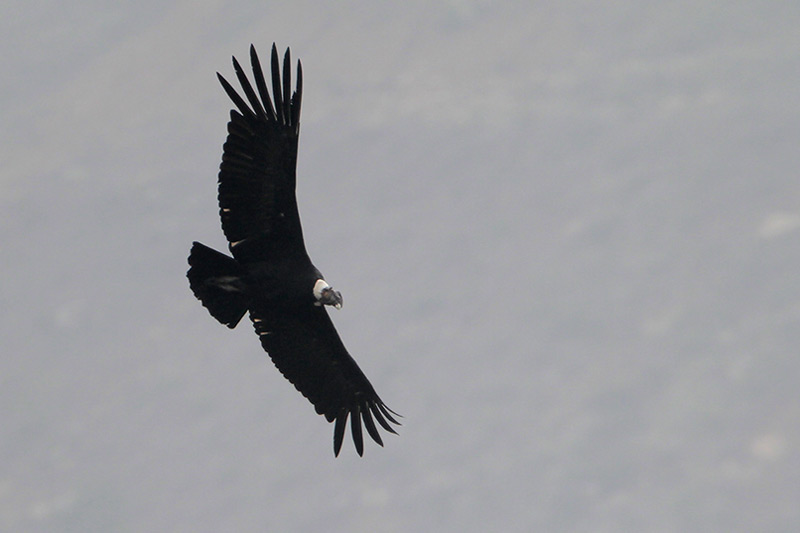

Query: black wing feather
left=270, top=45, right=285, bottom=125
left=250, top=45, right=277, bottom=121
left=371, top=403, right=400, bottom=433
left=232, top=56, right=268, bottom=121
left=282, top=48, right=292, bottom=125
left=291, top=62, right=302, bottom=134
left=333, top=412, right=347, bottom=457
left=361, top=402, right=383, bottom=446
left=217, top=73, right=255, bottom=119
left=350, top=404, right=364, bottom=456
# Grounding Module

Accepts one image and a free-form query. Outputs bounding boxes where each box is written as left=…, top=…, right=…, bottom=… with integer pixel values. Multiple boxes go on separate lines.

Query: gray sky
left=2, top=1, right=799, bottom=531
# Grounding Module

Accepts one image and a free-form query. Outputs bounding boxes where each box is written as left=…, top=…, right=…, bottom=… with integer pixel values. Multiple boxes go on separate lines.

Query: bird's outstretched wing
left=216, top=44, right=305, bottom=264
left=250, top=302, right=401, bottom=456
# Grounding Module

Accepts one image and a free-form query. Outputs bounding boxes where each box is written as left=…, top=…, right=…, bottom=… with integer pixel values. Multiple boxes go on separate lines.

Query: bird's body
left=187, top=44, right=398, bottom=456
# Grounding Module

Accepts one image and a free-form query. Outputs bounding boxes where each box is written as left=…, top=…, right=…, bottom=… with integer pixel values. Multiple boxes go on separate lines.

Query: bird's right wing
left=216, top=44, right=305, bottom=264
left=250, top=302, right=400, bottom=456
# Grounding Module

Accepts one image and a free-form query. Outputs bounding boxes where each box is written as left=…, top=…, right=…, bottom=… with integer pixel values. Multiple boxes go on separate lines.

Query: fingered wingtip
left=329, top=400, right=401, bottom=457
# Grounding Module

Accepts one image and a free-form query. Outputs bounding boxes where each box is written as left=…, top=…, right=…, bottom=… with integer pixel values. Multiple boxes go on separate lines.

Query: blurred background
left=2, top=1, right=798, bottom=531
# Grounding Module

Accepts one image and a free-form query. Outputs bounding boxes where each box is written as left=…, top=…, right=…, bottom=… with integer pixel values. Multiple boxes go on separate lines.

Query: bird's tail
left=187, top=241, right=249, bottom=328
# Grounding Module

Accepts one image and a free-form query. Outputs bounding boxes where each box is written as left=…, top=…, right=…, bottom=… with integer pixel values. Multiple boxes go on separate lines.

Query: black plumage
left=187, top=44, right=399, bottom=456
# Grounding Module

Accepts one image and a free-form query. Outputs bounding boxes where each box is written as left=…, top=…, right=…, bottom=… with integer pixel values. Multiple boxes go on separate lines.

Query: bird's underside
left=187, top=44, right=399, bottom=456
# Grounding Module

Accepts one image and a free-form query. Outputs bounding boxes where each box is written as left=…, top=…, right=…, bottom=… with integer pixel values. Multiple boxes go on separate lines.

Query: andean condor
left=187, top=44, right=399, bottom=456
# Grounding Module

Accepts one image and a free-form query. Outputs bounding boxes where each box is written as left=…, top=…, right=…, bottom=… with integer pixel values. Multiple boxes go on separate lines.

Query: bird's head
left=313, top=279, right=343, bottom=309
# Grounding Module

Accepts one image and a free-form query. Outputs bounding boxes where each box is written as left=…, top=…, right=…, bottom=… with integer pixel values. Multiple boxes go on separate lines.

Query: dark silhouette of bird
left=187, top=44, right=399, bottom=456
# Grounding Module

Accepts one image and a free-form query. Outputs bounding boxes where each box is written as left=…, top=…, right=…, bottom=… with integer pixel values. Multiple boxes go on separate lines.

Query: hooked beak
left=321, top=287, right=343, bottom=309
left=313, top=279, right=343, bottom=309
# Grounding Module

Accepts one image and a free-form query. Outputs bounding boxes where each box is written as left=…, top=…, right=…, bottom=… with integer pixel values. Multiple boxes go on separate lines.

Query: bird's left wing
left=250, top=303, right=400, bottom=456
left=216, top=44, right=305, bottom=264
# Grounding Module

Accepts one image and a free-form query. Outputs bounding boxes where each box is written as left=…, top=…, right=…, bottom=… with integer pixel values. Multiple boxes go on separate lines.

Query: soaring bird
left=187, top=44, right=399, bottom=456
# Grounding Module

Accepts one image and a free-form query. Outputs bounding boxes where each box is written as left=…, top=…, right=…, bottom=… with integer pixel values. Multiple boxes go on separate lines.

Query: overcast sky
left=2, top=1, right=799, bottom=531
